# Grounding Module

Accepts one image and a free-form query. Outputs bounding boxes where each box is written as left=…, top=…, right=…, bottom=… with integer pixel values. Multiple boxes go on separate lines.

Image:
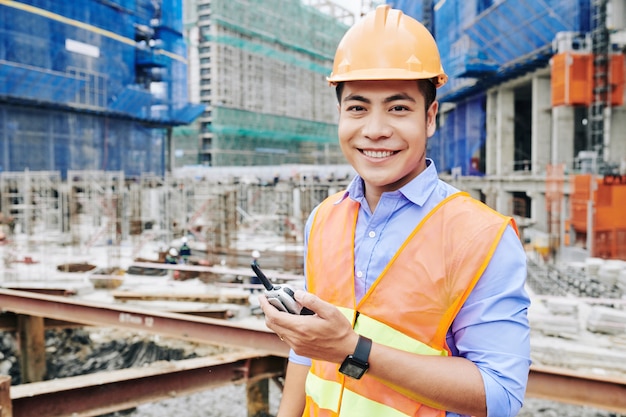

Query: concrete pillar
left=608, top=106, right=626, bottom=167
left=551, top=106, right=575, bottom=168
left=486, top=91, right=498, bottom=176
left=494, top=89, right=515, bottom=175
left=481, top=186, right=498, bottom=212
left=495, top=189, right=511, bottom=216
left=532, top=75, right=552, bottom=175
left=529, top=191, right=548, bottom=233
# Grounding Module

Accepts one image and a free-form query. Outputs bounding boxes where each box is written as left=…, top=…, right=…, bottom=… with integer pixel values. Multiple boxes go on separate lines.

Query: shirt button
left=356, top=271, right=363, bottom=278
left=368, top=231, right=376, bottom=238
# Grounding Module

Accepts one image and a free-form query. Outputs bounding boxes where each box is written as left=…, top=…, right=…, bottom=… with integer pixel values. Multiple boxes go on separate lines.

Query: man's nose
left=362, top=111, right=392, bottom=140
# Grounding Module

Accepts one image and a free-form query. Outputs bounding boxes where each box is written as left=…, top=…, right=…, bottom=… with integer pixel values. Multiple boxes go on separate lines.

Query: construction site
left=1, top=0, right=626, bottom=416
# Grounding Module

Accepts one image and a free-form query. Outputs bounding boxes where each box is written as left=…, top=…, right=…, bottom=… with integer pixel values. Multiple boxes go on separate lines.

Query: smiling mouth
left=361, top=149, right=398, bottom=158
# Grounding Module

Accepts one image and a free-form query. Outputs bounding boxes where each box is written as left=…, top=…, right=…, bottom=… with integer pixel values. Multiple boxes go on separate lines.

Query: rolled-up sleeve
left=446, top=225, right=531, bottom=417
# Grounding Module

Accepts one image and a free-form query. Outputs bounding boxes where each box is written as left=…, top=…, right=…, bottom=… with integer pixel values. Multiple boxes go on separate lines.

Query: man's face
left=337, top=79, right=438, bottom=196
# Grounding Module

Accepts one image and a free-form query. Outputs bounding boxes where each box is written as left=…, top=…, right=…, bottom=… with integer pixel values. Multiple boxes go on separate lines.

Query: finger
left=258, top=294, right=279, bottom=319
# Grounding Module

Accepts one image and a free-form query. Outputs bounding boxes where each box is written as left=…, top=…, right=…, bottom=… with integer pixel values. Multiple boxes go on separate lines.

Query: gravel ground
left=127, top=383, right=281, bottom=417
left=125, top=388, right=624, bottom=417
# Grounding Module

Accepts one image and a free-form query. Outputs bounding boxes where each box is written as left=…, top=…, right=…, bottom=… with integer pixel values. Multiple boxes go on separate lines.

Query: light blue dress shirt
left=290, top=160, right=531, bottom=417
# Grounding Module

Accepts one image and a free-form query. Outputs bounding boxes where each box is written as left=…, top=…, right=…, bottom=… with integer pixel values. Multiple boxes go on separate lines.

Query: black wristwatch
left=339, top=335, right=372, bottom=379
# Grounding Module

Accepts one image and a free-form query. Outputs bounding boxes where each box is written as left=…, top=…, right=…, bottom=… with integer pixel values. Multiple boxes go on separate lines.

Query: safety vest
left=304, top=192, right=517, bottom=417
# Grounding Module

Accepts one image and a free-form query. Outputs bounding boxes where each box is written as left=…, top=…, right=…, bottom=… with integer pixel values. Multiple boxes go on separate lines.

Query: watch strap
left=353, top=335, right=372, bottom=364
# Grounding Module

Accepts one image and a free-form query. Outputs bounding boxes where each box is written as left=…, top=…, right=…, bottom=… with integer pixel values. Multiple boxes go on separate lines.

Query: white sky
left=330, top=0, right=361, bottom=15
left=303, top=0, right=382, bottom=21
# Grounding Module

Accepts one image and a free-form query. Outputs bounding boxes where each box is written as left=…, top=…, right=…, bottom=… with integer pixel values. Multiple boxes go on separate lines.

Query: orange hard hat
left=328, top=4, right=448, bottom=88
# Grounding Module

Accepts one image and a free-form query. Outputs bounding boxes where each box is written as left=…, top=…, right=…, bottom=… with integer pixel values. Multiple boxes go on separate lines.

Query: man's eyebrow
left=343, top=93, right=416, bottom=103
left=343, top=94, right=370, bottom=103
left=384, top=93, right=416, bottom=103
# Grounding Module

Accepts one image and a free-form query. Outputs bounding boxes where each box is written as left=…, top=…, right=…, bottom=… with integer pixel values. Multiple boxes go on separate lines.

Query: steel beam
left=0, top=375, right=11, bottom=417
left=0, top=288, right=288, bottom=357
left=4, top=289, right=626, bottom=414
left=0, top=313, right=92, bottom=331
left=16, top=315, right=45, bottom=383
left=527, top=364, right=626, bottom=413
left=9, top=352, right=286, bottom=417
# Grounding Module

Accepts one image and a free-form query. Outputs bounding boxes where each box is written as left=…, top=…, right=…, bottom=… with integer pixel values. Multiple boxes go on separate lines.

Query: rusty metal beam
left=5, top=360, right=626, bottom=416
left=0, top=375, right=11, bottom=417
left=527, top=365, right=626, bottom=413
left=0, top=310, right=231, bottom=331
left=0, top=288, right=288, bottom=357
left=17, top=315, right=45, bottom=383
left=3, top=287, right=76, bottom=297
left=1, top=317, right=86, bottom=331
left=9, top=352, right=286, bottom=417
left=4, top=289, right=626, bottom=414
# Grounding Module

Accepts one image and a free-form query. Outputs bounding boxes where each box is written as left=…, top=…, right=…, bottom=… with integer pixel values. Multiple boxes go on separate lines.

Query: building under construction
left=1, top=0, right=625, bottom=261
left=180, top=0, right=349, bottom=167
left=385, top=0, right=626, bottom=261
left=0, top=0, right=204, bottom=178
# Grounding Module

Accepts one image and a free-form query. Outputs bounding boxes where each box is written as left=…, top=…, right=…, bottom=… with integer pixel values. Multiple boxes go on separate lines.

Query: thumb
left=294, top=290, right=322, bottom=315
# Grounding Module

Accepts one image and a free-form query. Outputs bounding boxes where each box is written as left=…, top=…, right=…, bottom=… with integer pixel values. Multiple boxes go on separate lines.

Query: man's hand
left=259, top=290, right=359, bottom=363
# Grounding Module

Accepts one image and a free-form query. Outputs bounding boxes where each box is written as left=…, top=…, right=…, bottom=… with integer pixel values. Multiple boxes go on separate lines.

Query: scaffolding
left=589, top=0, right=609, bottom=159
left=0, top=171, right=63, bottom=237
left=67, top=171, right=125, bottom=266
left=192, top=0, right=346, bottom=166
left=0, top=166, right=352, bottom=273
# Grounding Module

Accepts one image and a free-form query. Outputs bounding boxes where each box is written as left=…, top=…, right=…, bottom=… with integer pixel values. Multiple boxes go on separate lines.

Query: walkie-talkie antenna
left=251, top=260, right=274, bottom=291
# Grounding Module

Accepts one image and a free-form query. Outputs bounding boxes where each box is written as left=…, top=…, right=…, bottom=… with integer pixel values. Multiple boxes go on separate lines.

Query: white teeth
left=362, top=150, right=395, bottom=158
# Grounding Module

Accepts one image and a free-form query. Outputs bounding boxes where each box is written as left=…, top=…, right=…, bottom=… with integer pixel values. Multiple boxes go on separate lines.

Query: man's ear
left=426, top=101, right=439, bottom=137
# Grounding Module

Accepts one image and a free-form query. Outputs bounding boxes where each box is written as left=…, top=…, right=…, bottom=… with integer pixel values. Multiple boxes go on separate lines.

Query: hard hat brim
left=327, top=69, right=448, bottom=88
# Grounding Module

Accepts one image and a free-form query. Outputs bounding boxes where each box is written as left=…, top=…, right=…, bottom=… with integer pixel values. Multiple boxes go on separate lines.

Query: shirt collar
left=342, top=158, right=440, bottom=207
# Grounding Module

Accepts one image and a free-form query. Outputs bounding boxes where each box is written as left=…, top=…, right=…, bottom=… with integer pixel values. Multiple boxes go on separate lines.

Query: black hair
left=335, top=79, right=437, bottom=113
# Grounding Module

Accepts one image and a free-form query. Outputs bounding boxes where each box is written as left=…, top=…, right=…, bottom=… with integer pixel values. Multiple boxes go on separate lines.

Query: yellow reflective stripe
left=338, top=306, right=355, bottom=323
left=305, top=370, right=342, bottom=412
left=337, top=306, right=447, bottom=357
left=341, top=388, right=411, bottom=417
left=306, top=372, right=411, bottom=417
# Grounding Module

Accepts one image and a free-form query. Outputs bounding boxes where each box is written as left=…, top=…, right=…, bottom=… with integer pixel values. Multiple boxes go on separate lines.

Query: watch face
left=339, top=358, right=367, bottom=379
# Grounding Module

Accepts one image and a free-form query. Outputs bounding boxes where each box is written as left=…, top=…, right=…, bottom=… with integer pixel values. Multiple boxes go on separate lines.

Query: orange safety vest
left=304, top=192, right=518, bottom=417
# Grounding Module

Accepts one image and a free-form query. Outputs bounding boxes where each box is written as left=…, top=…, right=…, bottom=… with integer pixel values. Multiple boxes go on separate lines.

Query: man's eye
left=347, top=105, right=365, bottom=111
left=391, top=105, right=408, bottom=111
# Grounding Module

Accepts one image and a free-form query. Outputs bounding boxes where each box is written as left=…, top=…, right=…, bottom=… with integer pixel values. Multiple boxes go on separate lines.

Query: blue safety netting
left=431, top=0, right=590, bottom=101
left=0, top=0, right=199, bottom=177
left=0, top=0, right=196, bottom=124
left=0, top=105, right=165, bottom=178
left=429, top=95, right=486, bottom=175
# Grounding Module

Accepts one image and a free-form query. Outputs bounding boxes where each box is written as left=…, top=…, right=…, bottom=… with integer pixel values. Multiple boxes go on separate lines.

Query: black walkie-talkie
left=251, top=261, right=314, bottom=315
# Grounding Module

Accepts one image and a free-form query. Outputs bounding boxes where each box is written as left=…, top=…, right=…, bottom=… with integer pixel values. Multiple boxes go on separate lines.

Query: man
left=179, top=237, right=191, bottom=264
left=259, top=5, right=530, bottom=417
